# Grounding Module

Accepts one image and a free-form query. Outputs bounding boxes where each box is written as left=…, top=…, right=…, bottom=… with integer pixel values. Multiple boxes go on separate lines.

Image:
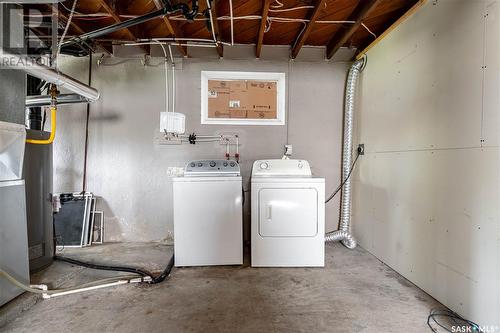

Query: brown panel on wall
left=207, top=80, right=277, bottom=120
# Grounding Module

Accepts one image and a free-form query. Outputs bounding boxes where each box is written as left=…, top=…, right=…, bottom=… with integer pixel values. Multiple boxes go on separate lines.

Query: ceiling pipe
left=61, top=1, right=200, bottom=50
left=61, top=8, right=166, bottom=49
left=26, top=94, right=89, bottom=108
left=1, top=51, right=100, bottom=102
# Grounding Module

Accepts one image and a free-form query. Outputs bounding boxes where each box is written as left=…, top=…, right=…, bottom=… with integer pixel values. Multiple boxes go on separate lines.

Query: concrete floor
left=0, top=243, right=445, bottom=332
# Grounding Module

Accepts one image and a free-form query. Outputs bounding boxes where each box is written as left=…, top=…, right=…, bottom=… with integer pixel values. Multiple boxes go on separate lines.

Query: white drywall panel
left=352, top=148, right=500, bottom=326
left=358, top=0, right=485, bottom=152
left=354, top=0, right=500, bottom=326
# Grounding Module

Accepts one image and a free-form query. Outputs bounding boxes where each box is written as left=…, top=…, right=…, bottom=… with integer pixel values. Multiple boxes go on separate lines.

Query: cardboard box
left=207, top=80, right=278, bottom=119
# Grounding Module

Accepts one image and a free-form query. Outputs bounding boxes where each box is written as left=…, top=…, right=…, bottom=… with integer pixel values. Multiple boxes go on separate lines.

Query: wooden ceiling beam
left=290, top=0, right=326, bottom=59
left=95, top=0, right=136, bottom=40
left=256, top=0, right=271, bottom=58
left=51, top=4, right=112, bottom=55
left=207, top=0, right=223, bottom=58
left=95, top=0, right=149, bottom=53
left=355, top=0, right=426, bottom=59
left=152, top=0, right=188, bottom=57
left=326, top=0, right=382, bottom=59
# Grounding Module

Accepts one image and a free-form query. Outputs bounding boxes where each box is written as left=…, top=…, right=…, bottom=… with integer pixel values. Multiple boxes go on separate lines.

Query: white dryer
left=173, top=160, right=242, bottom=267
left=251, top=159, right=325, bottom=267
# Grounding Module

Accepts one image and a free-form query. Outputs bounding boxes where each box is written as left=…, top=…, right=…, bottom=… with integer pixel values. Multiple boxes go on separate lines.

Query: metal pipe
left=206, top=0, right=217, bottom=44
left=124, top=42, right=216, bottom=48
left=193, top=135, right=222, bottom=139
left=229, top=0, right=234, bottom=45
left=1, top=51, right=100, bottom=101
left=62, top=1, right=199, bottom=49
left=154, top=40, right=169, bottom=113
left=138, top=37, right=216, bottom=42
left=26, top=94, right=89, bottom=107
left=61, top=8, right=166, bottom=48
left=325, top=57, right=366, bottom=249
left=168, top=44, right=175, bottom=115
left=51, top=5, right=58, bottom=69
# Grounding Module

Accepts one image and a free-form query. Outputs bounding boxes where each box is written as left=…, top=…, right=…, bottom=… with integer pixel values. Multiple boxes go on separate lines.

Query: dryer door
left=258, top=188, right=318, bottom=237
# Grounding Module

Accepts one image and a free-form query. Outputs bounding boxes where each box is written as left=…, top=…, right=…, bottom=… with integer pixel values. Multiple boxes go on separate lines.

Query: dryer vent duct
left=325, top=57, right=366, bottom=249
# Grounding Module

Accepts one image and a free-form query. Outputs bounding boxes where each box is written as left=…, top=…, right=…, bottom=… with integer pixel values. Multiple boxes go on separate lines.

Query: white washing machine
left=251, top=159, right=325, bottom=267
left=173, top=160, right=242, bottom=266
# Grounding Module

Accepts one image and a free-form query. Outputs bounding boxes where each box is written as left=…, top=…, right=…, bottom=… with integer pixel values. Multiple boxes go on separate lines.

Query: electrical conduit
left=325, top=57, right=366, bottom=249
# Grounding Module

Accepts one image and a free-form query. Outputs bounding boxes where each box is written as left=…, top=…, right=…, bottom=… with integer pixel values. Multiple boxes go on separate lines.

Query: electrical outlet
left=357, top=144, right=365, bottom=155
left=284, top=145, right=293, bottom=157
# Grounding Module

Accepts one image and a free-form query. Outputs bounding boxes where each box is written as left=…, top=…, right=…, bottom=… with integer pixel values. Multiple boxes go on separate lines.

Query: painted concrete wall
left=54, top=46, right=350, bottom=243
left=353, top=0, right=500, bottom=327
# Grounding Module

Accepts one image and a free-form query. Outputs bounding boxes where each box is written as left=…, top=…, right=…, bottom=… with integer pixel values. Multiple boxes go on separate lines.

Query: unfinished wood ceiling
left=27, top=0, right=420, bottom=59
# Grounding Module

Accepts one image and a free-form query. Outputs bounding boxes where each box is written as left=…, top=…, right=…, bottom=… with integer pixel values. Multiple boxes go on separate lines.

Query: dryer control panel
left=252, top=159, right=312, bottom=177
left=184, top=159, right=240, bottom=177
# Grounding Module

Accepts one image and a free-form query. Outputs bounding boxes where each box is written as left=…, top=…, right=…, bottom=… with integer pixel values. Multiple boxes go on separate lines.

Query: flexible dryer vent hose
left=325, top=57, right=366, bottom=249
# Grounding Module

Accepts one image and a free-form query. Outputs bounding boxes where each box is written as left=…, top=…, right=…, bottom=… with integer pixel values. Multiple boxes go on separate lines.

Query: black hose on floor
left=54, top=256, right=154, bottom=278
left=151, top=253, right=174, bottom=284
left=53, top=253, right=175, bottom=284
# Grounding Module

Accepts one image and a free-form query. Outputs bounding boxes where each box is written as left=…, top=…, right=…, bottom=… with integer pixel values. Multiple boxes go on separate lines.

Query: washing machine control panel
left=184, top=160, right=240, bottom=177
left=252, top=159, right=312, bottom=177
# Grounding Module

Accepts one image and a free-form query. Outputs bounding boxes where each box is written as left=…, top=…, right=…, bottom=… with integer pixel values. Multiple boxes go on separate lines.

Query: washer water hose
left=0, top=253, right=174, bottom=299
left=325, top=57, right=366, bottom=249
left=0, top=269, right=147, bottom=298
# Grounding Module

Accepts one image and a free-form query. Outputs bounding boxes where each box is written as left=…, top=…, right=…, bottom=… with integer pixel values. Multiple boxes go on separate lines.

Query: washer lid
left=252, top=159, right=312, bottom=177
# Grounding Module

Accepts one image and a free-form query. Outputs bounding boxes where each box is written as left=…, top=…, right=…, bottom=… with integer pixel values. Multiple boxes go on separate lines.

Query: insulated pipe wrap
left=325, top=57, right=365, bottom=249
left=0, top=52, right=100, bottom=102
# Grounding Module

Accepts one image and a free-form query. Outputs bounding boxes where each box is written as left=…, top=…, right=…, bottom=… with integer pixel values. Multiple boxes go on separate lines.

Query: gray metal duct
left=325, top=57, right=366, bottom=249
left=26, top=94, right=89, bottom=107
left=0, top=51, right=99, bottom=102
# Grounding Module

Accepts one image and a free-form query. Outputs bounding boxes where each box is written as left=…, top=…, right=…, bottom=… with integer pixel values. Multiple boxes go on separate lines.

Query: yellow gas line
left=27, top=84, right=58, bottom=145
left=26, top=106, right=57, bottom=145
